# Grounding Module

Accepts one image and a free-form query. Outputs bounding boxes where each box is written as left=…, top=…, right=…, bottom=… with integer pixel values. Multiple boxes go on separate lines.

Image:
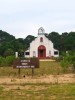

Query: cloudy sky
left=0, top=0, right=75, bottom=38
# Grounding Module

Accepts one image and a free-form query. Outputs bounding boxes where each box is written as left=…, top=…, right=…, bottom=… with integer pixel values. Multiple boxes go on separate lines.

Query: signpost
left=13, top=58, right=39, bottom=76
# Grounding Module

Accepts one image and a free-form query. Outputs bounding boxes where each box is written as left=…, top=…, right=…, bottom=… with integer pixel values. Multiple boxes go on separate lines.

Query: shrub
left=54, top=56, right=63, bottom=62
left=0, top=56, right=15, bottom=66
left=0, top=56, right=4, bottom=66
left=5, top=56, right=15, bottom=66
left=0, top=56, right=7, bottom=67
left=61, top=59, right=70, bottom=73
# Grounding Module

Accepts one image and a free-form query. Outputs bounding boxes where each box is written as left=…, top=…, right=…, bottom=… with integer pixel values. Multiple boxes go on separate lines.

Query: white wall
left=29, top=34, right=59, bottom=57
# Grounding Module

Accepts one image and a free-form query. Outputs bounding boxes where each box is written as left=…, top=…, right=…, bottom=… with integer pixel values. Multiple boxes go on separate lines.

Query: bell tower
left=38, top=27, right=45, bottom=35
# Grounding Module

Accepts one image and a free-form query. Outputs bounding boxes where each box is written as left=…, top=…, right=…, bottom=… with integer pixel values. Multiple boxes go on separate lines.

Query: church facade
left=25, top=27, right=59, bottom=58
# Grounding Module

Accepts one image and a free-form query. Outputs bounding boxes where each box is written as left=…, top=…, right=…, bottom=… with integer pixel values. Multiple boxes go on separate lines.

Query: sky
left=0, top=0, right=75, bottom=38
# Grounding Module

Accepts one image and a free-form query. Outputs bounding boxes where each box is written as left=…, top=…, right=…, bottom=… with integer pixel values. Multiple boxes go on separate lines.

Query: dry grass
left=0, top=61, right=74, bottom=100
left=0, top=83, right=75, bottom=100
left=0, top=61, right=72, bottom=77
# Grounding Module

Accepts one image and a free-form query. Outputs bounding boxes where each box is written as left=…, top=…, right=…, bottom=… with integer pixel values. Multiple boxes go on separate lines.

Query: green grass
left=0, top=61, right=71, bottom=76
left=0, top=83, right=75, bottom=100
left=0, top=61, right=74, bottom=100
left=0, top=61, right=72, bottom=77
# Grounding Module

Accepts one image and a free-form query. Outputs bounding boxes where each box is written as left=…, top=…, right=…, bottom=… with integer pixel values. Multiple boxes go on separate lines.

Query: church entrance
left=38, top=45, right=46, bottom=58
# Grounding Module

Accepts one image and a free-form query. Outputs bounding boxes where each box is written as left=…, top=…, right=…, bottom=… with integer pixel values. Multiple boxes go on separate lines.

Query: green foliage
left=60, top=51, right=75, bottom=73
left=0, top=56, right=4, bottom=66
left=3, top=48, right=14, bottom=57
left=0, top=30, right=15, bottom=42
left=0, top=57, right=6, bottom=66
left=53, top=56, right=63, bottom=62
left=24, top=35, right=35, bottom=48
left=1, top=30, right=75, bottom=57
left=0, top=56, right=15, bottom=66
left=70, top=54, right=75, bottom=71
left=48, top=32, right=60, bottom=49
left=5, top=56, right=15, bottom=66
left=61, top=59, right=70, bottom=73
left=0, top=30, right=36, bottom=56
left=48, top=32, right=75, bottom=52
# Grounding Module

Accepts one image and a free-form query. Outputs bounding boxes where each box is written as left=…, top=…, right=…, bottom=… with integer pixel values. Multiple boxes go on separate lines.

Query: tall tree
left=48, top=32, right=60, bottom=49
left=24, top=35, right=36, bottom=48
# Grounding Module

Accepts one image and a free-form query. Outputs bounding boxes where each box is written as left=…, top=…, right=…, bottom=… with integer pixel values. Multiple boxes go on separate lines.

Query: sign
left=13, top=58, right=39, bottom=68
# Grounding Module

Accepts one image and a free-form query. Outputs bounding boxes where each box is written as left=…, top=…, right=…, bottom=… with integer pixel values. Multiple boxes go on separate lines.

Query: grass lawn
left=0, top=83, right=75, bottom=100
left=0, top=61, right=74, bottom=100
left=0, top=61, right=72, bottom=77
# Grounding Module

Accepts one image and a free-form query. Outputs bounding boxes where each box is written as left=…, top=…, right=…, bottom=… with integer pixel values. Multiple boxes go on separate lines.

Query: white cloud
left=0, top=0, right=75, bottom=38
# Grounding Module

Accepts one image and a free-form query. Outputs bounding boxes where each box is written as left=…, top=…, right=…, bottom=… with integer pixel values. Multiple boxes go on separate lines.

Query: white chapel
left=25, top=27, right=59, bottom=58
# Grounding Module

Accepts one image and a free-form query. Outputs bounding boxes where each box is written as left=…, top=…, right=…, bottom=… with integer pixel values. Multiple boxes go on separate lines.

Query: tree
left=24, top=35, right=35, bottom=48
left=48, top=32, right=60, bottom=50
left=3, top=48, right=14, bottom=57
left=1, top=29, right=75, bottom=57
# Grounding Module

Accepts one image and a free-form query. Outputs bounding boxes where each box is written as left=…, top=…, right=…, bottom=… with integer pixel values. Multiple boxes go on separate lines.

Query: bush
left=61, top=59, right=70, bottom=73
left=0, top=56, right=15, bottom=66
left=54, top=56, right=63, bottom=62
left=5, top=56, right=15, bottom=66
left=0, top=56, right=4, bottom=66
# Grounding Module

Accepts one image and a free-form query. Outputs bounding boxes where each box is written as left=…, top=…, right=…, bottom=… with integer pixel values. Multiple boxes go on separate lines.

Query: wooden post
left=18, top=68, right=21, bottom=76
left=32, top=68, right=34, bottom=77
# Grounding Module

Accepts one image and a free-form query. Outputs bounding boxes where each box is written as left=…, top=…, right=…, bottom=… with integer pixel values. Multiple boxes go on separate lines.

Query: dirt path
left=0, top=74, right=75, bottom=84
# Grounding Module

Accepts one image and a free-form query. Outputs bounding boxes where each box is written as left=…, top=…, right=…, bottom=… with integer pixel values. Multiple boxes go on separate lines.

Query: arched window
left=40, top=37, right=43, bottom=42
